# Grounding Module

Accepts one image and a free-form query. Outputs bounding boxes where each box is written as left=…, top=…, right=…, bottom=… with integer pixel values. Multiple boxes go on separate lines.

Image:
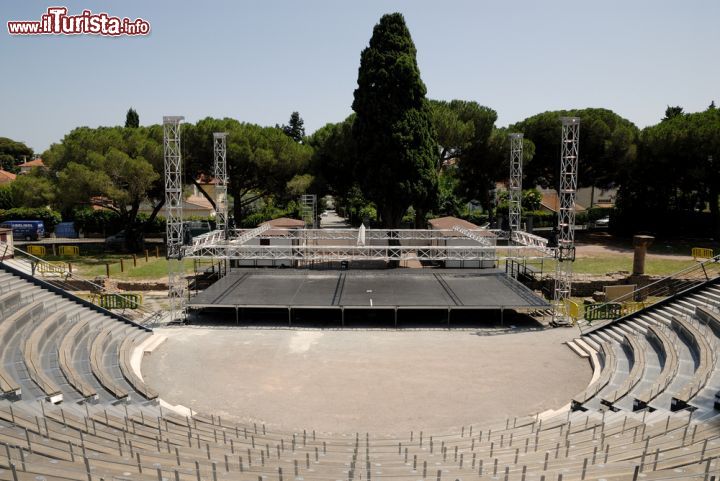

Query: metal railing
left=0, top=242, right=164, bottom=328
left=579, top=254, right=720, bottom=333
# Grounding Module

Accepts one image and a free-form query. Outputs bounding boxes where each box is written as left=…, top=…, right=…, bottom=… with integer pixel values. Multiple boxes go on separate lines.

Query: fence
left=99, top=293, right=142, bottom=309
left=693, top=247, right=714, bottom=260
left=27, top=245, right=45, bottom=256
left=58, top=245, right=80, bottom=256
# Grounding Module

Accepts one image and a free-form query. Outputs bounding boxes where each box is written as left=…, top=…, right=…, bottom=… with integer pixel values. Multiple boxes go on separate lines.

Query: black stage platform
left=189, top=269, right=550, bottom=320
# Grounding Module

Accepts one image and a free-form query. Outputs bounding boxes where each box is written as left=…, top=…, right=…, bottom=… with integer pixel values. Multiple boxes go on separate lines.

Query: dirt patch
left=143, top=326, right=590, bottom=434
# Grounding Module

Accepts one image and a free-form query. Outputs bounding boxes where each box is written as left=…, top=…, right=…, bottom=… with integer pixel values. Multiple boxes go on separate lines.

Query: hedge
left=72, top=209, right=122, bottom=235
left=0, top=207, right=62, bottom=231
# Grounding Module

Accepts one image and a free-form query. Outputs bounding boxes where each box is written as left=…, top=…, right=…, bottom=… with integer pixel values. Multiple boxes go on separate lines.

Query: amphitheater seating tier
left=0, top=268, right=719, bottom=480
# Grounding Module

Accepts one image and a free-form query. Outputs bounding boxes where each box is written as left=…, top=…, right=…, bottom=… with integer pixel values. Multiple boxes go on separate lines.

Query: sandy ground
left=143, top=327, right=590, bottom=434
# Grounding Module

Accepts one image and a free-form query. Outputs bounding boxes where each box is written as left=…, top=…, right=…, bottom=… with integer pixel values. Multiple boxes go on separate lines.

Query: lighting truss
left=554, top=117, right=580, bottom=324
left=508, top=133, right=523, bottom=235
left=163, top=115, right=185, bottom=323
left=213, top=132, right=229, bottom=237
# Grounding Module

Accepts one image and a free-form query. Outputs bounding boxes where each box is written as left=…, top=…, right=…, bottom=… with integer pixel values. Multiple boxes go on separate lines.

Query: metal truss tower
left=163, top=116, right=185, bottom=323
left=213, top=132, right=229, bottom=237
left=508, top=133, right=524, bottom=236
left=553, top=117, right=580, bottom=325
left=300, top=194, right=317, bottom=228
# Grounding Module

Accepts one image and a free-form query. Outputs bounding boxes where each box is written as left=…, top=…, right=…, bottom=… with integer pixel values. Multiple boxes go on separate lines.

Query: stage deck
left=189, top=268, right=550, bottom=311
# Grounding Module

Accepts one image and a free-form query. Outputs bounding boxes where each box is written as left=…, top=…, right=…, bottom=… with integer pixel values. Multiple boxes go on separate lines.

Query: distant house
left=194, top=174, right=219, bottom=200
left=18, top=158, right=46, bottom=175
left=146, top=175, right=223, bottom=219
left=183, top=194, right=215, bottom=218
left=427, top=216, right=496, bottom=269
left=0, top=170, right=16, bottom=185
left=576, top=186, right=618, bottom=209
left=261, top=217, right=305, bottom=232
left=236, top=217, right=305, bottom=268
left=138, top=187, right=216, bottom=220
left=539, top=190, right=587, bottom=214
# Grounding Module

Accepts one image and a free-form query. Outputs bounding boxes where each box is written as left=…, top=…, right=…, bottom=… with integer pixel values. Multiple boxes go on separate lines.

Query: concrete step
left=574, top=338, right=596, bottom=355
left=565, top=339, right=589, bottom=358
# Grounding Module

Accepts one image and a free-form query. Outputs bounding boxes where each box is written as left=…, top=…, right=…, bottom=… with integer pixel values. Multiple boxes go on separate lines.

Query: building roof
left=262, top=217, right=305, bottom=228
left=427, top=216, right=495, bottom=237
left=195, top=173, right=219, bottom=185
left=540, top=192, right=586, bottom=213
left=258, top=217, right=306, bottom=236
left=18, top=158, right=45, bottom=168
left=0, top=170, right=16, bottom=182
left=184, top=194, right=214, bottom=210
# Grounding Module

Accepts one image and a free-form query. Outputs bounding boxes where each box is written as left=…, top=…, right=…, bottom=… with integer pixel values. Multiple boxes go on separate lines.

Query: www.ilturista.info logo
left=7, top=7, right=150, bottom=36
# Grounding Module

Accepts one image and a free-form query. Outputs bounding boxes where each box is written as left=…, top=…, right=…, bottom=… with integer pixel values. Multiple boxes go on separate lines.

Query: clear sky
left=1, top=0, right=719, bottom=153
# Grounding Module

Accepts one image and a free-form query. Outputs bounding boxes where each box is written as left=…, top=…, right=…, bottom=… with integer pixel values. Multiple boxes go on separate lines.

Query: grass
left=532, top=256, right=697, bottom=277
left=28, top=244, right=702, bottom=281
left=40, top=254, right=196, bottom=280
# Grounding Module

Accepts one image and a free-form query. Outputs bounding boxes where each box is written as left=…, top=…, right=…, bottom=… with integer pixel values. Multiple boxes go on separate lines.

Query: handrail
left=0, top=241, right=163, bottom=328
left=580, top=254, right=720, bottom=333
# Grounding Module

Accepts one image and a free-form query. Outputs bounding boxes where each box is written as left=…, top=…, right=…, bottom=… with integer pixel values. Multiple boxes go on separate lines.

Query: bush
left=71, top=209, right=122, bottom=235
left=0, top=185, right=14, bottom=209
left=0, top=207, right=62, bottom=232
left=137, top=213, right=166, bottom=233
left=359, top=204, right=378, bottom=225
left=523, top=210, right=555, bottom=228
left=461, top=210, right=490, bottom=226
left=586, top=206, right=613, bottom=223
left=239, top=211, right=274, bottom=228
left=575, top=211, right=588, bottom=226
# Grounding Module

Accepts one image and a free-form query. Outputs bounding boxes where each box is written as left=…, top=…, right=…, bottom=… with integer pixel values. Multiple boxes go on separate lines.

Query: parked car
left=0, top=220, right=45, bottom=240
left=105, top=230, right=127, bottom=248
left=593, top=216, right=610, bottom=229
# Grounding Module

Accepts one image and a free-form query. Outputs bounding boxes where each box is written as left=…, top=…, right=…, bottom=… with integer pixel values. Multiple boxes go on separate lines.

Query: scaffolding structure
left=300, top=194, right=317, bottom=228
left=508, top=133, right=524, bottom=236
left=182, top=226, right=554, bottom=262
left=553, top=117, right=581, bottom=325
left=213, top=132, right=229, bottom=237
left=163, top=116, right=185, bottom=323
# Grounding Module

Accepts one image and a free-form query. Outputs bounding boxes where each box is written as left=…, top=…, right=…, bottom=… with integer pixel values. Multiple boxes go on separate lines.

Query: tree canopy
left=43, top=126, right=162, bottom=250
left=183, top=117, right=313, bottom=221
left=351, top=12, right=438, bottom=227
left=615, top=106, right=720, bottom=237
left=0, top=137, right=33, bottom=172
left=511, top=108, right=639, bottom=190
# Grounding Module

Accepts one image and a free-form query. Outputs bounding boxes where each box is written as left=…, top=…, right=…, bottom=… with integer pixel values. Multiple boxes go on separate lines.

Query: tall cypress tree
left=125, top=108, right=139, bottom=128
left=282, top=111, right=306, bottom=143
left=352, top=13, right=438, bottom=228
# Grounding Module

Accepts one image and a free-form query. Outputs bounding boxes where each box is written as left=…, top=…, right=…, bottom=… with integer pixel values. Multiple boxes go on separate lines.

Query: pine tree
left=351, top=13, right=438, bottom=228
left=282, top=111, right=305, bottom=142
left=125, top=108, right=139, bottom=128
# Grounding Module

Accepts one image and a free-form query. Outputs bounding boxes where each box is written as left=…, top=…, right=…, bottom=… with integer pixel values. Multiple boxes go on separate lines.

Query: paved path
left=320, top=210, right=350, bottom=228
left=143, top=327, right=589, bottom=434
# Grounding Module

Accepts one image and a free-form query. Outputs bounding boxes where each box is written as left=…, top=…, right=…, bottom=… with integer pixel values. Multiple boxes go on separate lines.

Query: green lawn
left=30, top=251, right=700, bottom=281
left=41, top=254, right=196, bottom=280
left=542, top=256, right=697, bottom=276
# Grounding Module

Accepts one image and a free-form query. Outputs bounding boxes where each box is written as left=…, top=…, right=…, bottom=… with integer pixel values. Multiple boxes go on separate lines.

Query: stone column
left=633, top=235, right=654, bottom=275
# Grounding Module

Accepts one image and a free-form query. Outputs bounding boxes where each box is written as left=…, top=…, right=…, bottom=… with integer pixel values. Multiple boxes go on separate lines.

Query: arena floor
left=143, top=326, right=590, bottom=434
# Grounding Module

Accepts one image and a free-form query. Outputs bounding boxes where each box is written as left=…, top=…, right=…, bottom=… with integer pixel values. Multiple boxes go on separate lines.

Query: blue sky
left=1, top=0, right=718, bottom=153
